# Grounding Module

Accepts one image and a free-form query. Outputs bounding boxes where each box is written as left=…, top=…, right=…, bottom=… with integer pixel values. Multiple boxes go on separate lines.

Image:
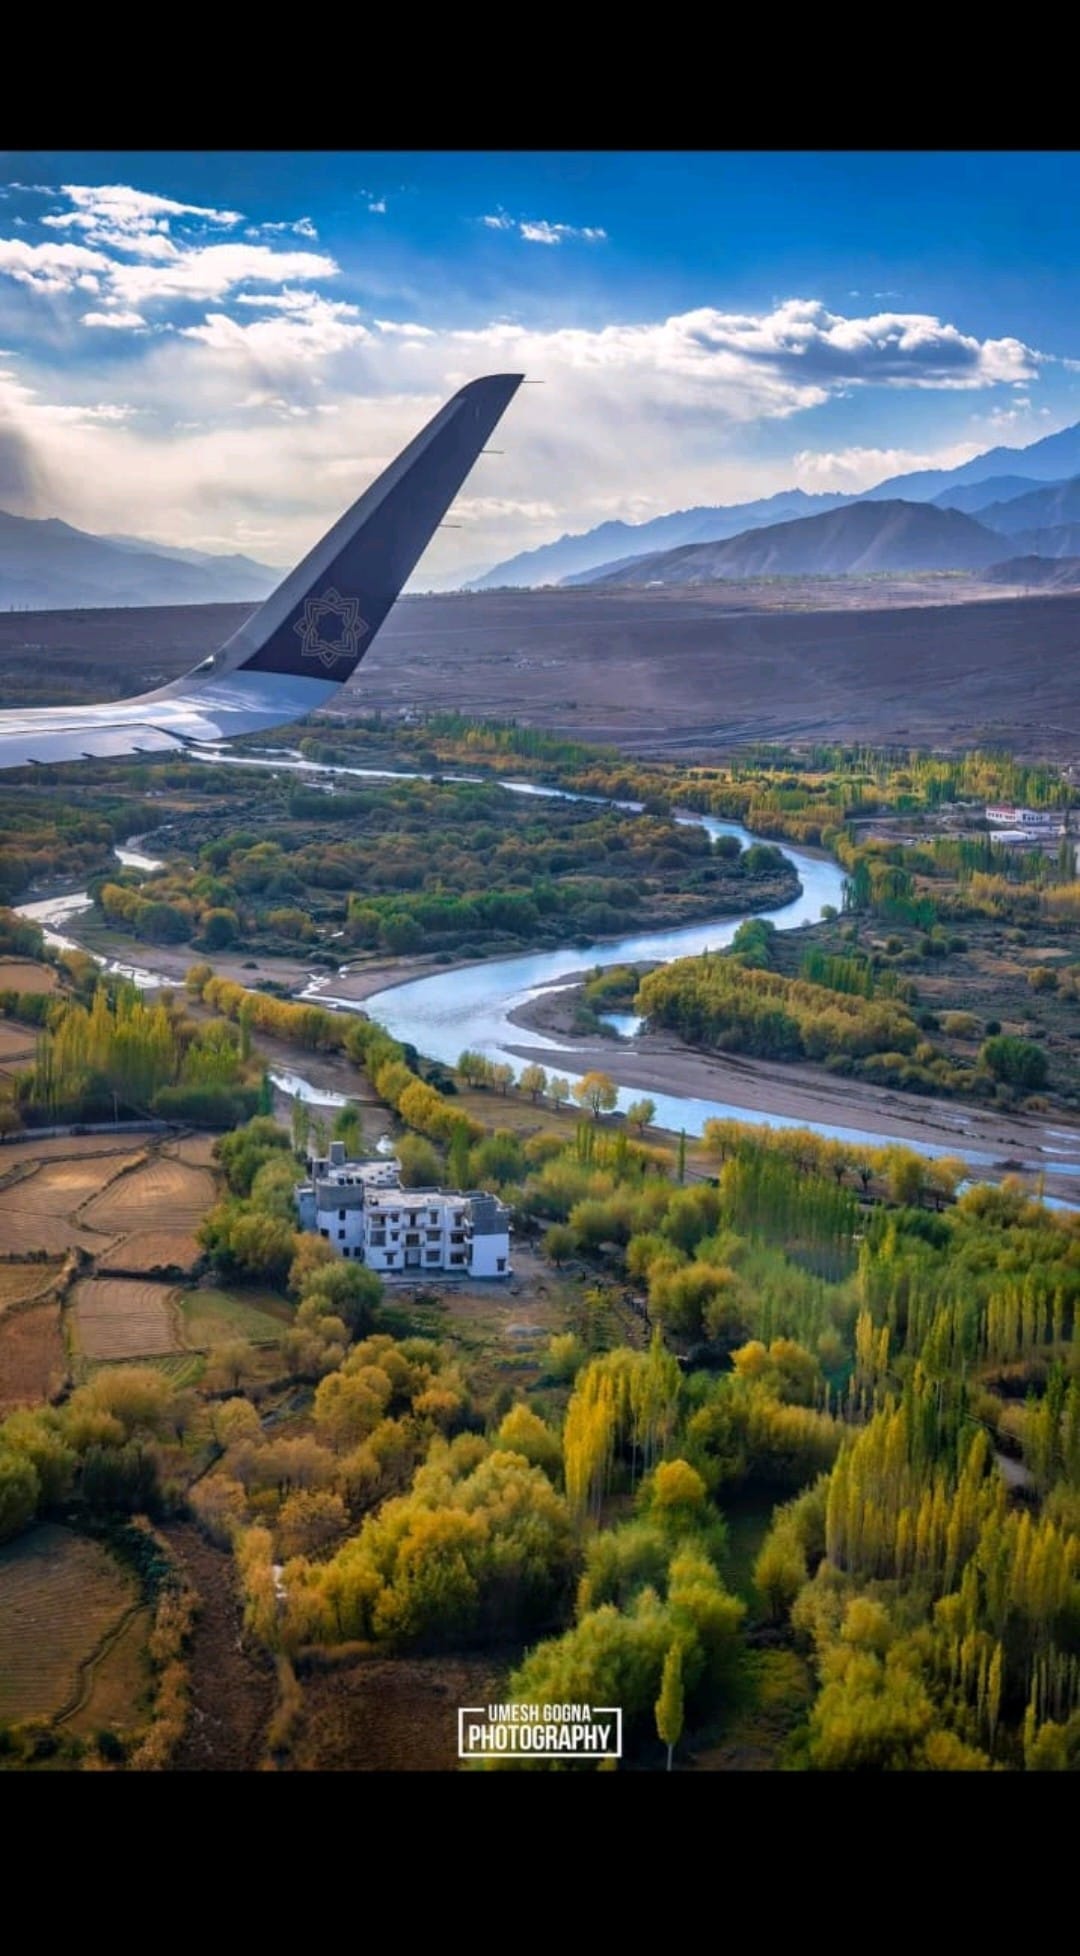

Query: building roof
left=469, top=1191, right=510, bottom=1236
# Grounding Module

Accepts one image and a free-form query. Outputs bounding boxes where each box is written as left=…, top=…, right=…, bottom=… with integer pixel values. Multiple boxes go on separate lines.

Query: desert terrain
left=3, top=581, right=1080, bottom=760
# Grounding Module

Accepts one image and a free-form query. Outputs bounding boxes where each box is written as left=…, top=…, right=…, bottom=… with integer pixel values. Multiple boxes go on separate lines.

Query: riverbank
left=498, top=984, right=1080, bottom=1194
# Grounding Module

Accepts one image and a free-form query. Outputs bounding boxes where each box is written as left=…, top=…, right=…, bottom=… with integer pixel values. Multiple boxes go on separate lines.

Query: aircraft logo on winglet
left=293, top=587, right=369, bottom=669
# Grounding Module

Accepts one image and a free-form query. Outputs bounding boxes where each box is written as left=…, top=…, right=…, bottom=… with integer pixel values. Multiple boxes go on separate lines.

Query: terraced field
left=0, top=1151, right=143, bottom=1256
left=0, top=1261, right=61, bottom=1313
left=0, top=1304, right=65, bottom=1412
left=179, top=1287, right=290, bottom=1350
left=97, top=1230, right=203, bottom=1276
left=71, top=1277, right=179, bottom=1361
left=0, top=1022, right=37, bottom=1074
left=167, top=1133, right=219, bottom=1169
left=80, top=1156, right=213, bottom=1236
left=0, top=959, right=58, bottom=995
left=0, top=1524, right=143, bottom=1728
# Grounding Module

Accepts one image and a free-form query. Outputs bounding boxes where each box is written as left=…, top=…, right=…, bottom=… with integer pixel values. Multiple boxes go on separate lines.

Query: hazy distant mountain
left=103, top=531, right=283, bottom=579
left=984, top=554, right=1080, bottom=589
left=931, top=475, right=1064, bottom=516
left=578, top=500, right=1006, bottom=586
left=1008, top=522, right=1080, bottom=559
left=468, top=415, right=1080, bottom=591
left=465, top=489, right=855, bottom=590
left=972, top=477, right=1080, bottom=538
left=0, top=509, right=281, bottom=611
left=863, top=420, right=1080, bottom=504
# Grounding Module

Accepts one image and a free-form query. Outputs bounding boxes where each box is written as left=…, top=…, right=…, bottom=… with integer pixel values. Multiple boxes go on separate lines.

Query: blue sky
left=1, top=151, right=1077, bottom=578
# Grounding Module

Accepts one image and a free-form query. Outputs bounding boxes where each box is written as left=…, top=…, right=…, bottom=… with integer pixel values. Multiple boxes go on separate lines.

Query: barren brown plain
left=3, top=583, right=1080, bottom=761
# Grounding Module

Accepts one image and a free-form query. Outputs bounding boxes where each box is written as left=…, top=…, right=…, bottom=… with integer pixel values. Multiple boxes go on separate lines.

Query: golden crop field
left=0, top=1150, right=143, bottom=1256
left=166, top=1132, right=219, bottom=1168
left=80, top=1156, right=214, bottom=1234
left=97, top=1230, right=203, bottom=1276
left=0, top=959, right=59, bottom=995
left=0, top=1304, right=65, bottom=1412
left=71, top=1277, right=179, bottom=1361
left=0, top=1022, right=37, bottom=1072
left=0, top=1261, right=61, bottom=1313
left=0, top=1524, right=141, bottom=1727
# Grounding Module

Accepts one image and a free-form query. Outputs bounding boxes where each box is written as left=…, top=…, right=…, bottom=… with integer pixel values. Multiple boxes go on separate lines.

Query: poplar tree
left=655, top=1640, right=685, bottom=1772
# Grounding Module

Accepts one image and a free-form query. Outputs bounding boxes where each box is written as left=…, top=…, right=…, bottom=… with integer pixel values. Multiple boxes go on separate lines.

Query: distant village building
left=985, top=805, right=1061, bottom=832
left=294, top=1139, right=511, bottom=1279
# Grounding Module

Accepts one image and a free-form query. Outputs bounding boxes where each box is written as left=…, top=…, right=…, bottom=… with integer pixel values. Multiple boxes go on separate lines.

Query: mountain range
left=0, top=509, right=281, bottom=612
left=575, top=501, right=1008, bottom=586
left=470, top=415, right=1080, bottom=591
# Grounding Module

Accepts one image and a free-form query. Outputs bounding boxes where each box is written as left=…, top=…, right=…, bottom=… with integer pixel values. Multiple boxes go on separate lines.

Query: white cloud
left=180, top=291, right=369, bottom=371
left=0, top=237, right=108, bottom=292
left=247, top=215, right=319, bottom=240
left=106, top=242, right=337, bottom=305
left=374, top=318, right=435, bottom=338
left=518, top=219, right=607, bottom=245
left=485, top=212, right=608, bottom=245
left=0, top=183, right=338, bottom=313
left=41, top=183, right=241, bottom=256
left=368, top=200, right=387, bottom=215
left=0, top=290, right=1055, bottom=576
left=791, top=442, right=984, bottom=490
left=235, top=287, right=360, bottom=318
left=81, top=309, right=147, bottom=330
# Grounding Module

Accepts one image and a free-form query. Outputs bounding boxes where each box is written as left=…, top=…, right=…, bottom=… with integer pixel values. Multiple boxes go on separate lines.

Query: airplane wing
left=0, top=373, right=524, bottom=770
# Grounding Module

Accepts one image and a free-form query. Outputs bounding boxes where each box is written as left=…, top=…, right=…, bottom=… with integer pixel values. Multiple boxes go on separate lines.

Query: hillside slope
left=580, top=499, right=1007, bottom=585
left=0, top=509, right=280, bottom=611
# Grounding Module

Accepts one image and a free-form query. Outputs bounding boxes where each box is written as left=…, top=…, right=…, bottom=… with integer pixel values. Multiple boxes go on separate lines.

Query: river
left=13, top=746, right=1080, bottom=1189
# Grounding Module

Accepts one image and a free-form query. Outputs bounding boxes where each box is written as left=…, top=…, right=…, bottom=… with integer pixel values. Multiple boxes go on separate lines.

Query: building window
left=320, top=1229, right=329, bottom=1239
left=426, top=1250, right=440, bottom=1263
left=338, top=1228, right=346, bottom=1239
left=497, top=1257, right=506, bottom=1272
left=450, top=1252, right=466, bottom=1266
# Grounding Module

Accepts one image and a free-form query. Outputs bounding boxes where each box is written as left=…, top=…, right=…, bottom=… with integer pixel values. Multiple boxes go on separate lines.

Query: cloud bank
left=0, top=180, right=1055, bottom=576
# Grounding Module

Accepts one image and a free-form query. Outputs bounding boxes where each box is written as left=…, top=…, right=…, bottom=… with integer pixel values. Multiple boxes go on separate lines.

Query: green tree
left=520, top=1063, right=549, bottom=1104
left=543, top=1223, right=575, bottom=1267
left=0, top=1448, right=39, bottom=1542
left=981, top=1033, right=1049, bottom=1090
left=549, top=1076, right=570, bottom=1112
left=655, top=1640, right=685, bottom=1772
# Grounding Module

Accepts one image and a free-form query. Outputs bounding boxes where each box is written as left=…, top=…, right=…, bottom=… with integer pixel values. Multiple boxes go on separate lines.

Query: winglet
left=211, top=374, right=524, bottom=682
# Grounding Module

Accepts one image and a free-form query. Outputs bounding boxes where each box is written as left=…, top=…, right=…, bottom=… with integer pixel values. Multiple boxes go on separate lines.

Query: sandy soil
left=502, top=982, right=1080, bottom=1196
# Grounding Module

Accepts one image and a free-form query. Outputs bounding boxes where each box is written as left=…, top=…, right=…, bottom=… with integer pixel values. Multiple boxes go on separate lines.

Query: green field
left=180, top=1287, right=292, bottom=1350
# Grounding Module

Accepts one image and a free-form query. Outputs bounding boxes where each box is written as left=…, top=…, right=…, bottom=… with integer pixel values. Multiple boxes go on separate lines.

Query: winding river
left=13, top=747, right=1080, bottom=1189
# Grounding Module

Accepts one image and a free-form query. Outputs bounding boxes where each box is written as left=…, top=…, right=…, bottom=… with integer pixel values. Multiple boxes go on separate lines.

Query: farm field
left=65, top=1605, right=152, bottom=1740
left=179, top=1287, right=291, bottom=1350
left=0, top=1261, right=61, bottom=1312
left=96, top=1229, right=202, bottom=1276
left=80, top=1156, right=214, bottom=1234
left=166, top=1132, right=219, bottom=1169
left=71, top=1277, right=179, bottom=1361
left=0, top=1303, right=65, bottom=1411
left=0, top=1149, right=145, bottom=1256
left=0, top=960, right=58, bottom=995
left=0, top=1524, right=142, bottom=1729
left=0, top=1022, right=37, bottom=1073
left=287, top=1653, right=513, bottom=1772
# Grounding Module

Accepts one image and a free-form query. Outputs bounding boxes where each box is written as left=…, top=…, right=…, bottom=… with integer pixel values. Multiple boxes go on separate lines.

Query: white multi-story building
left=293, top=1140, right=511, bottom=1279
left=986, top=804, right=1061, bottom=831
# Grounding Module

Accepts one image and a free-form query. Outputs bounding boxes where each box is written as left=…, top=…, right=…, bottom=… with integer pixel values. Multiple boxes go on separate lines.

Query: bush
left=980, top=1033, right=1049, bottom=1090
